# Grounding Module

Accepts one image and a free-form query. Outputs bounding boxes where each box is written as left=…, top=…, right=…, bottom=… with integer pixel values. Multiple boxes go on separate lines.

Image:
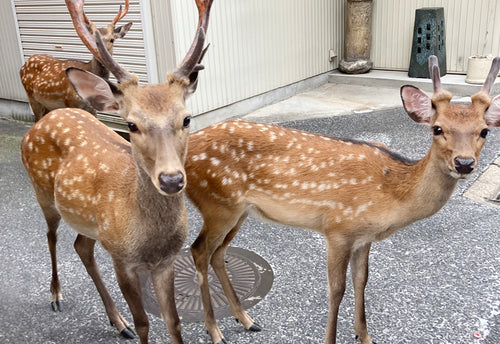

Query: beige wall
left=372, top=0, right=500, bottom=73
left=153, top=0, right=344, bottom=116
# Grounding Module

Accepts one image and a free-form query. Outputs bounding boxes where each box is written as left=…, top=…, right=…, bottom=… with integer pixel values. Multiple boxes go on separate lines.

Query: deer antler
left=428, top=55, right=452, bottom=108
left=94, top=31, right=135, bottom=84
left=66, top=0, right=135, bottom=84
left=111, top=0, right=130, bottom=26
left=66, top=0, right=99, bottom=59
left=428, top=55, right=442, bottom=92
left=482, top=57, right=500, bottom=94
left=173, top=0, right=214, bottom=80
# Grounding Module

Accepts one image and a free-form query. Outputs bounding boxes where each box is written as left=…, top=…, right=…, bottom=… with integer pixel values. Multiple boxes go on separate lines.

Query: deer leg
left=210, top=214, right=261, bottom=332
left=43, top=205, right=62, bottom=312
left=73, top=235, right=134, bottom=339
left=28, top=99, right=49, bottom=122
left=191, top=210, right=245, bottom=344
left=350, top=243, right=374, bottom=344
left=113, top=261, right=149, bottom=344
left=324, top=236, right=352, bottom=344
left=151, top=264, right=183, bottom=344
left=191, top=223, right=226, bottom=344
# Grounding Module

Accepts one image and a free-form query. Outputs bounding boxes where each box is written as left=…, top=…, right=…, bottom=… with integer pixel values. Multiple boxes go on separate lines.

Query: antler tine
left=111, top=0, right=129, bottom=26
left=83, top=11, right=92, bottom=25
left=428, top=55, right=442, bottom=92
left=94, top=31, right=135, bottom=84
left=482, top=56, right=500, bottom=95
left=65, top=0, right=100, bottom=62
left=173, top=0, right=214, bottom=80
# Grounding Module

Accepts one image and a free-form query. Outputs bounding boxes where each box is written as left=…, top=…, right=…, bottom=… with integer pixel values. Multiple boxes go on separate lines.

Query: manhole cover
left=140, top=246, right=273, bottom=322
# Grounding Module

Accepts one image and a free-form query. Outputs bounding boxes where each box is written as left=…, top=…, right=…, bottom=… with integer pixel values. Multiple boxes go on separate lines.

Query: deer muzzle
left=158, top=171, right=185, bottom=195
left=454, top=156, right=475, bottom=175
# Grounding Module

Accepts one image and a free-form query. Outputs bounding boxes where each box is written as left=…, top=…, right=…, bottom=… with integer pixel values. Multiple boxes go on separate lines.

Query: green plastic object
left=409, top=7, right=446, bottom=78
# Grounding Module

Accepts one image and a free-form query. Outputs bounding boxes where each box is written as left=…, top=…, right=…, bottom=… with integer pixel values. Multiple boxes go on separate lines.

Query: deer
left=19, top=0, right=132, bottom=122
left=185, top=55, right=500, bottom=344
left=20, top=0, right=214, bottom=342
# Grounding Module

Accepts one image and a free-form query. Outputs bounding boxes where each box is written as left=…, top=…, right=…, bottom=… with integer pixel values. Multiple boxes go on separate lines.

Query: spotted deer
left=21, top=0, right=214, bottom=342
left=19, top=0, right=132, bottom=122
left=185, top=55, right=500, bottom=344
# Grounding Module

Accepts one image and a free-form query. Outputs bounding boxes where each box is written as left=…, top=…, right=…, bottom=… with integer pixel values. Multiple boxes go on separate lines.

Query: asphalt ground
left=0, top=106, right=498, bottom=344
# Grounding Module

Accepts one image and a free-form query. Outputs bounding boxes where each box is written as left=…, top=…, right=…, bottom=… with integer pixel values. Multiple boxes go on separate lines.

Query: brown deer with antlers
left=19, top=0, right=132, bottom=122
left=185, top=55, right=500, bottom=344
left=21, top=0, right=214, bottom=342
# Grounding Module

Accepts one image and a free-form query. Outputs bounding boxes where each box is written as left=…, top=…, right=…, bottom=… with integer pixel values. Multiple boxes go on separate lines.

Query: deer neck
left=135, top=165, right=185, bottom=224
left=129, top=164, right=187, bottom=265
left=386, top=147, right=458, bottom=222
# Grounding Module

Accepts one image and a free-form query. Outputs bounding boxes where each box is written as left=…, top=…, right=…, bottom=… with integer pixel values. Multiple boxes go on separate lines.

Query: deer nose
left=454, top=157, right=475, bottom=174
left=158, top=171, right=185, bottom=194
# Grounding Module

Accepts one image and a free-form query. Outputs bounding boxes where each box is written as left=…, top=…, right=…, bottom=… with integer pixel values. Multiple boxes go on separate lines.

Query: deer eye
left=110, top=38, right=115, bottom=43
left=432, top=125, right=443, bottom=136
left=183, top=116, right=191, bottom=128
left=127, top=122, right=139, bottom=133
left=480, top=128, right=489, bottom=138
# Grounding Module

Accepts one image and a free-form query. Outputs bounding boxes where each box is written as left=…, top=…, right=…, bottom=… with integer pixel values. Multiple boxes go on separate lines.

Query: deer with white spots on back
left=20, top=0, right=132, bottom=122
left=185, top=55, right=500, bottom=344
left=21, top=0, right=214, bottom=342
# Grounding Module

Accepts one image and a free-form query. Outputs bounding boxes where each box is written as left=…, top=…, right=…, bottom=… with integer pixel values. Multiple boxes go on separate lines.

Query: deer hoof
left=248, top=322, right=262, bottom=332
left=215, top=339, right=228, bottom=344
left=234, top=318, right=262, bottom=332
left=50, top=300, right=63, bottom=312
left=120, top=326, right=136, bottom=339
left=355, top=335, right=377, bottom=344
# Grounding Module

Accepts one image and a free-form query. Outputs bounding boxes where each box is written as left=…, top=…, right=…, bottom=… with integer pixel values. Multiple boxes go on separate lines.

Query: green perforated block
left=409, top=7, right=446, bottom=78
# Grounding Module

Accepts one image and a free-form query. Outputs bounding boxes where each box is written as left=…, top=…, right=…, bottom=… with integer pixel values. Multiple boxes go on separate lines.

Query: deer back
left=186, top=119, right=427, bottom=237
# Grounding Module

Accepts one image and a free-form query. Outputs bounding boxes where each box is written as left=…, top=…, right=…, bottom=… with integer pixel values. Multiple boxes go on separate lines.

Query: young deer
left=21, top=0, right=214, bottom=342
left=185, top=55, right=500, bottom=344
left=19, top=0, right=132, bottom=122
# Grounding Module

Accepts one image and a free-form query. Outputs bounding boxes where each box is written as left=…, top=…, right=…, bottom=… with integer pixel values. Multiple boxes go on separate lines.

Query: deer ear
left=114, top=22, right=133, bottom=39
left=485, top=94, right=500, bottom=127
left=66, top=68, right=121, bottom=113
left=400, top=85, right=435, bottom=124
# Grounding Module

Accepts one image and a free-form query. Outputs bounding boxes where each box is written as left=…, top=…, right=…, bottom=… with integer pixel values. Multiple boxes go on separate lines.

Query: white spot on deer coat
left=210, top=157, right=221, bottom=166
left=355, top=201, right=374, bottom=217
left=102, top=220, right=110, bottom=231
left=222, top=177, right=233, bottom=185
left=99, top=163, right=110, bottom=173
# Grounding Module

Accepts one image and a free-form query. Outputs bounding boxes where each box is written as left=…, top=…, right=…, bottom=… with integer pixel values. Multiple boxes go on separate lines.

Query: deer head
left=65, top=0, right=213, bottom=195
left=401, top=55, right=500, bottom=178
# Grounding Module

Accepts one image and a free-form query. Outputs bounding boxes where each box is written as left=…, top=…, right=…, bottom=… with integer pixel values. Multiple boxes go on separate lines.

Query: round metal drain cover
left=140, top=246, right=273, bottom=322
